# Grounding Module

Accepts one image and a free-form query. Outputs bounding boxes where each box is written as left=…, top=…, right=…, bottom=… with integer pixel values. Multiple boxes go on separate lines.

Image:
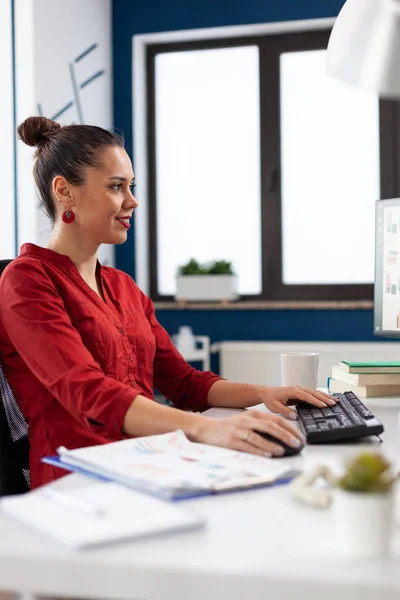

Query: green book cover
left=341, top=361, right=400, bottom=367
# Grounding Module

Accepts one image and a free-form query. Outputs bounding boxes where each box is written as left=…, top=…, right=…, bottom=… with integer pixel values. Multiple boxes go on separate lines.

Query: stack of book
left=328, top=361, right=400, bottom=397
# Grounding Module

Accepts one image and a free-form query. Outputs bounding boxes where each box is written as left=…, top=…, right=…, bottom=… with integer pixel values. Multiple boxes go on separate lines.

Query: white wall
left=14, top=0, right=114, bottom=265
left=0, top=0, right=16, bottom=258
left=14, top=0, right=36, bottom=251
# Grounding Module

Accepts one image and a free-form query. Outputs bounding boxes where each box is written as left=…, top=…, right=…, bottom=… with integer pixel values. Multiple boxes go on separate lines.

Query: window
left=280, top=50, right=379, bottom=286
left=152, top=45, right=261, bottom=296
left=146, top=31, right=400, bottom=301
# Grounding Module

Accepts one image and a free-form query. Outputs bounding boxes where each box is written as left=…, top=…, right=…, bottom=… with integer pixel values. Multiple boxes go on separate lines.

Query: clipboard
left=42, top=431, right=301, bottom=501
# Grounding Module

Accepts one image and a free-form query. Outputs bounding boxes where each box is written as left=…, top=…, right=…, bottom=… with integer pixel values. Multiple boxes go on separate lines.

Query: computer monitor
left=374, top=197, right=400, bottom=337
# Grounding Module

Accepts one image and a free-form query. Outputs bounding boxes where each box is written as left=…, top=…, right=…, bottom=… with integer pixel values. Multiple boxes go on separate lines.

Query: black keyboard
left=296, top=392, right=384, bottom=443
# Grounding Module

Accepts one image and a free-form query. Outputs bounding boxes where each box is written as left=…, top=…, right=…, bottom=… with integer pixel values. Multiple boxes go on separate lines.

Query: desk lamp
left=327, top=0, right=400, bottom=98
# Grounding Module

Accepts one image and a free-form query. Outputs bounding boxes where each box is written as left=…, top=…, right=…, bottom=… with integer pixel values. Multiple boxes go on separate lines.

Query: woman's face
left=67, top=146, right=138, bottom=245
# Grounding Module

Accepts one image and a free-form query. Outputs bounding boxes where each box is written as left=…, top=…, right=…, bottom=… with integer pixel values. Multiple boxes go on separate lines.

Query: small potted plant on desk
left=175, top=258, right=238, bottom=303
left=334, top=452, right=397, bottom=559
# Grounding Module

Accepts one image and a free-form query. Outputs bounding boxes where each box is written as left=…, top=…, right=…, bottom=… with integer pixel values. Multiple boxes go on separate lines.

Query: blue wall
left=112, top=0, right=387, bottom=366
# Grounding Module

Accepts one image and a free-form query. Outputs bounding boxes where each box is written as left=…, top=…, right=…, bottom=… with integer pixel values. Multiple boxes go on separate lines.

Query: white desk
left=0, top=405, right=400, bottom=600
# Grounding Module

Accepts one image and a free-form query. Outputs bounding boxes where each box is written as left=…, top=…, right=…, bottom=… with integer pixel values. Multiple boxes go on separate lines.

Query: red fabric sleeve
left=139, top=291, right=221, bottom=412
left=0, top=261, right=141, bottom=435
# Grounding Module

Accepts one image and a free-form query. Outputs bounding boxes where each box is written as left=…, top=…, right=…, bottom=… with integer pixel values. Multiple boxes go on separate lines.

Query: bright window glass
left=155, top=46, right=262, bottom=295
left=280, top=49, right=380, bottom=284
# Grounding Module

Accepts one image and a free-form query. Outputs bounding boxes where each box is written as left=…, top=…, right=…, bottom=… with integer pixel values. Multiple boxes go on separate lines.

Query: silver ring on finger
left=244, top=430, right=252, bottom=443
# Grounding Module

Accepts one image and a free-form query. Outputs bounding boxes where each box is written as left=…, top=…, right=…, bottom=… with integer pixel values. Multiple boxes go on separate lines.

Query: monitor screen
left=375, top=197, right=400, bottom=337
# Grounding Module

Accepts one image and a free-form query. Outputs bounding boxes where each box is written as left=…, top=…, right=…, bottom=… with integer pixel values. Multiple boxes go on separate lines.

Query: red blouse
left=0, top=244, right=220, bottom=488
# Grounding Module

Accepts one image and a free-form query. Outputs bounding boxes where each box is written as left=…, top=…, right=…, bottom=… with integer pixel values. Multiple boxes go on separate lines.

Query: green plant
left=178, top=259, right=234, bottom=276
left=207, top=260, right=234, bottom=275
left=337, top=452, right=396, bottom=494
left=177, top=259, right=207, bottom=275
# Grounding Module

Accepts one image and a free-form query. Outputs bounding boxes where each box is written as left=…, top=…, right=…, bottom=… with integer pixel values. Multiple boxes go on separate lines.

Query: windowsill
left=154, top=300, right=374, bottom=310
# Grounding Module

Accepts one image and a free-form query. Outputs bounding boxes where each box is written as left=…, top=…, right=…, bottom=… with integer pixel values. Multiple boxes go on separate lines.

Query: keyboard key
left=357, top=408, right=374, bottom=420
left=311, top=409, right=323, bottom=418
left=322, top=407, right=334, bottom=417
left=317, top=422, right=329, bottom=430
left=304, top=424, right=318, bottom=432
left=346, top=409, right=357, bottom=416
left=347, top=409, right=362, bottom=420
left=338, top=397, right=354, bottom=412
left=346, top=397, right=357, bottom=407
left=348, top=396, right=362, bottom=407
left=300, top=410, right=311, bottom=417
left=347, top=412, right=365, bottom=425
left=344, top=392, right=362, bottom=405
left=332, top=405, right=344, bottom=414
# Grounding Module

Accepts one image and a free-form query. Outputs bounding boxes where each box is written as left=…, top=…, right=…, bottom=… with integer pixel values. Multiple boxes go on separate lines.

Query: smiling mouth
left=116, top=217, right=130, bottom=229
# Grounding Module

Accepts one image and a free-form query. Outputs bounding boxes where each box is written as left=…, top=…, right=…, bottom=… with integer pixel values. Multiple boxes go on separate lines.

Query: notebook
left=331, top=365, right=400, bottom=386
left=339, top=361, right=400, bottom=374
left=1, top=481, right=205, bottom=549
left=42, top=430, right=298, bottom=501
left=328, top=377, right=400, bottom=397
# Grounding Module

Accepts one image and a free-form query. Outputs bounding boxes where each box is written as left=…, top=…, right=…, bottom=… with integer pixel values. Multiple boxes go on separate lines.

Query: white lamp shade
left=327, top=0, right=400, bottom=98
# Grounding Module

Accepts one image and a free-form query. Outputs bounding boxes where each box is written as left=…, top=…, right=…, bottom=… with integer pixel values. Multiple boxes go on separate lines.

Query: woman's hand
left=260, top=386, right=336, bottom=420
left=196, top=410, right=305, bottom=458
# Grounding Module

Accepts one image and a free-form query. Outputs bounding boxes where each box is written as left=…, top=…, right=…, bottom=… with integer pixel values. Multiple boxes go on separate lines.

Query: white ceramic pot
left=334, top=488, right=394, bottom=559
left=175, top=275, right=238, bottom=302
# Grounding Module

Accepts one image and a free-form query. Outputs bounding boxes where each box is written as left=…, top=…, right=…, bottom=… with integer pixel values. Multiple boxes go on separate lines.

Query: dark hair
left=17, top=116, right=124, bottom=222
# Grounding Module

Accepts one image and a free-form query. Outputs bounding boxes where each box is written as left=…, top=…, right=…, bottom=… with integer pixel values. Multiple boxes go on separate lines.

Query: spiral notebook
left=42, top=430, right=298, bottom=501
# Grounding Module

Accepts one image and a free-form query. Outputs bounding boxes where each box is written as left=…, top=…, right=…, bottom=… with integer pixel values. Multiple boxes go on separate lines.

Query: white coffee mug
left=280, top=352, right=319, bottom=389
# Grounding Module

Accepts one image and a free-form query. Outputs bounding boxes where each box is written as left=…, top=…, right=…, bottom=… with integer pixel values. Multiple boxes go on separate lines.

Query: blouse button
left=119, top=327, right=125, bottom=335
left=128, top=354, right=133, bottom=362
left=130, top=380, right=136, bottom=387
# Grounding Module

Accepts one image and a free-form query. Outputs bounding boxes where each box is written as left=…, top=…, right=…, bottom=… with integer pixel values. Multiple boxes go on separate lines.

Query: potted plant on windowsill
left=175, top=258, right=238, bottom=302
left=334, top=452, right=397, bottom=559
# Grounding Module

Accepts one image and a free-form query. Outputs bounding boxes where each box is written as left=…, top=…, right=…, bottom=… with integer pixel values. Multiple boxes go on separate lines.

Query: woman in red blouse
left=0, top=117, right=334, bottom=488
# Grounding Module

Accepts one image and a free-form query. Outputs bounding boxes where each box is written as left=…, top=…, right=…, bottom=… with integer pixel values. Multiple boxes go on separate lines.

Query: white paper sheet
left=1, top=481, right=204, bottom=548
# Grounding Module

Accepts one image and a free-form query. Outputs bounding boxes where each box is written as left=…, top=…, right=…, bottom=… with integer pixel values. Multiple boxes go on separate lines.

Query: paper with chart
left=56, top=430, right=293, bottom=498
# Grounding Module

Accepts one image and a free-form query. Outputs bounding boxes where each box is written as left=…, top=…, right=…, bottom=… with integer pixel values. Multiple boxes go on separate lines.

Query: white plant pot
left=175, top=275, right=238, bottom=302
left=334, top=489, right=394, bottom=559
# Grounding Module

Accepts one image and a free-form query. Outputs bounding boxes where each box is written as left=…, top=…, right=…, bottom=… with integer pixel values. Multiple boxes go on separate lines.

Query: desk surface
left=0, top=405, right=400, bottom=600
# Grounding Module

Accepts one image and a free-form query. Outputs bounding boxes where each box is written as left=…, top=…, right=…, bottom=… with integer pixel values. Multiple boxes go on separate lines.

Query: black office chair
left=0, top=259, right=30, bottom=495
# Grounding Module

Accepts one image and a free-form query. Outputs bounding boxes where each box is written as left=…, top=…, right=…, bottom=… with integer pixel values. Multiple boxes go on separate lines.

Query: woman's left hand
left=260, top=386, right=337, bottom=420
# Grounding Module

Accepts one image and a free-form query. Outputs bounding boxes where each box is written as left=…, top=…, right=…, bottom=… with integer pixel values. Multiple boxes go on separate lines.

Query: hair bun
left=17, top=116, right=61, bottom=147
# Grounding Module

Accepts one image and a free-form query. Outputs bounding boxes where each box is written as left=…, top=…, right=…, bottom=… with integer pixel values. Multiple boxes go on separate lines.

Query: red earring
left=62, top=209, right=75, bottom=224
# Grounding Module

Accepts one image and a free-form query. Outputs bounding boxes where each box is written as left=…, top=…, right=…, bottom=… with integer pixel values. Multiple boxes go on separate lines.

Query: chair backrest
left=0, top=259, right=30, bottom=495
